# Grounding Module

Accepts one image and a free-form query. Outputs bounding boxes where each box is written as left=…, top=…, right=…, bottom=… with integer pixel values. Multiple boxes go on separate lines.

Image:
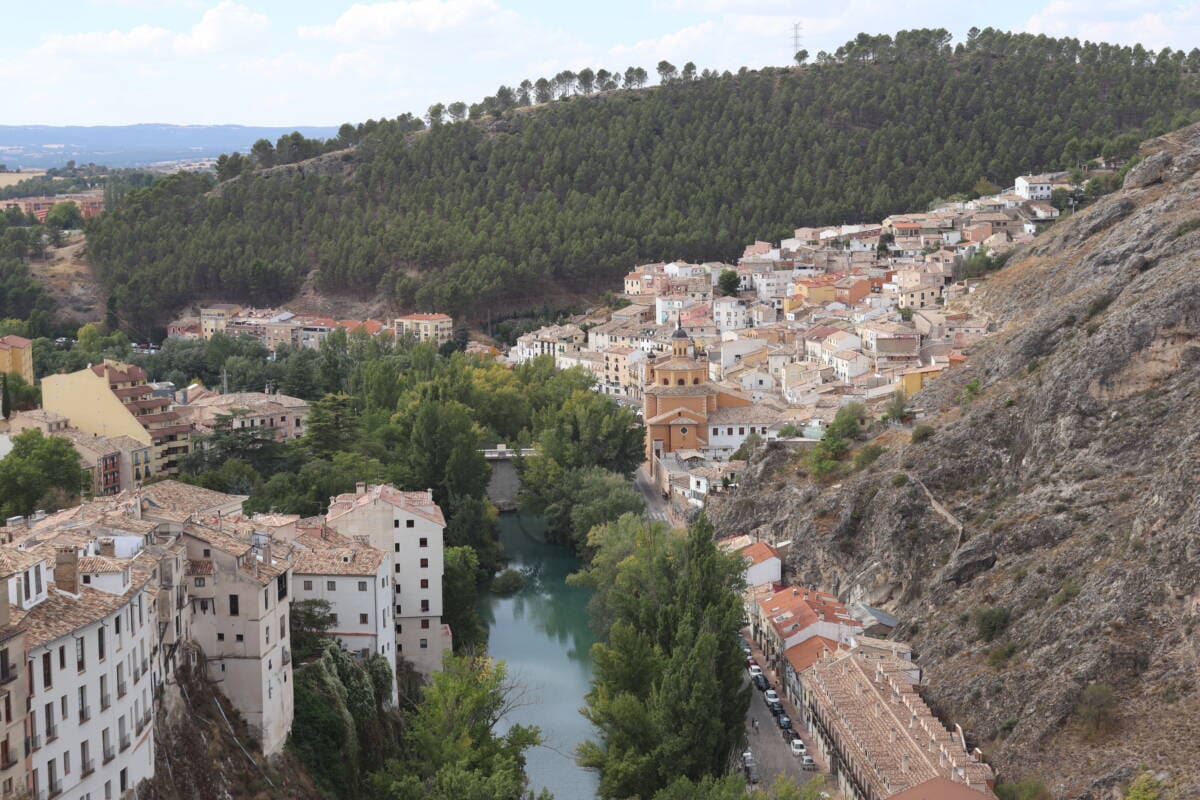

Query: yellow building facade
left=0, top=335, right=33, bottom=384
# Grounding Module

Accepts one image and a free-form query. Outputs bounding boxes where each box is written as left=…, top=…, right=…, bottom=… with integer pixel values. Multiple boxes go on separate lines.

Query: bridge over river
left=480, top=445, right=537, bottom=511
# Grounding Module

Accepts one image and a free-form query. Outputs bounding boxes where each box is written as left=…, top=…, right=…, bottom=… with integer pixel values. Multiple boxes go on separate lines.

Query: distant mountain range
left=0, top=124, right=341, bottom=168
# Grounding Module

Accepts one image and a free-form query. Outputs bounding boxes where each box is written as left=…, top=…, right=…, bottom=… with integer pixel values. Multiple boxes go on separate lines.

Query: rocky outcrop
left=709, top=125, right=1200, bottom=797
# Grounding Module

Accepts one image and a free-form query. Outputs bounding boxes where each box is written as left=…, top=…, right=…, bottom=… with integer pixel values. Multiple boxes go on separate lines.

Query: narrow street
left=742, top=629, right=828, bottom=792
left=634, top=465, right=677, bottom=524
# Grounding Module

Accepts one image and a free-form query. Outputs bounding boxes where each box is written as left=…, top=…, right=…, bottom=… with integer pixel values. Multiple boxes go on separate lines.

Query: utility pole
left=792, top=22, right=803, bottom=60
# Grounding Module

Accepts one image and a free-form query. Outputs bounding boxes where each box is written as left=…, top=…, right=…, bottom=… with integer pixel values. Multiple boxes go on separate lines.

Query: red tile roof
left=739, top=541, right=779, bottom=566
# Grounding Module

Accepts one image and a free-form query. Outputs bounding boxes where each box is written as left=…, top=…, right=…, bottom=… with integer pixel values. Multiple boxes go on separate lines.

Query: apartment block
left=176, top=390, right=310, bottom=442
left=42, top=361, right=192, bottom=477
left=324, top=484, right=451, bottom=676
left=393, top=313, right=454, bottom=346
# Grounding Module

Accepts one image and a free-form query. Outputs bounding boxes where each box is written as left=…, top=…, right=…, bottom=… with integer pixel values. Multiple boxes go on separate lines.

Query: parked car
left=777, top=714, right=792, bottom=730
left=752, top=674, right=769, bottom=691
left=764, top=689, right=779, bottom=703
left=748, top=664, right=763, bottom=678
left=800, top=755, right=817, bottom=771
left=790, top=739, right=807, bottom=757
left=741, top=751, right=760, bottom=784
left=767, top=700, right=784, bottom=716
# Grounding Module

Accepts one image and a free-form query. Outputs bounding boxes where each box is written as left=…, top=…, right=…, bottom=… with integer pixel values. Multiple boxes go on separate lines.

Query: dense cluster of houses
left=0, top=479, right=450, bottom=799
left=507, top=172, right=1066, bottom=509
left=168, top=305, right=455, bottom=352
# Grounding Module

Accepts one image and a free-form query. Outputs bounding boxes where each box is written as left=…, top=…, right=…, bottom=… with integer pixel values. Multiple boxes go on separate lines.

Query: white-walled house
left=293, top=545, right=397, bottom=705
left=324, top=485, right=452, bottom=676
left=10, top=545, right=157, bottom=800
left=737, top=541, right=781, bottom=589
left=1015, top=174, right=1053, bottom=200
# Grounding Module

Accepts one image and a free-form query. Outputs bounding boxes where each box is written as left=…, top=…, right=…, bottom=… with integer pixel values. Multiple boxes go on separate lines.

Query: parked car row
left=744, top=634, right=818, bottom=771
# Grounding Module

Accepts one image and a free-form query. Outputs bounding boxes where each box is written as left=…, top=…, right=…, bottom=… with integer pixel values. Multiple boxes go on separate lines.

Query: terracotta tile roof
left=185, top=560, right=213, bottom=576
left=0, top=546, right=45, bottom=578
left=739, top=541, right=779, bottom=566
left=13, top=552, right=157, bottom=649
left=888, top=777, right=996, bottom=800
left=802, top=650, right=996, bottom=797
left=395, top=313, right=452, bottom=322
left=78, top=556, right=124, bottom=574
left=785, top=635, right=842, bottom=674
left=0, top=334, right=31, bottom=349
left=139, top=481, right=246, bottom=516
left=758, top=586, right=861, bottom=642
left=326, top=485, right=445, bottom=527
left=292, top=546, right=385, bottom=576
left=182, top=522, right=253, bottom=557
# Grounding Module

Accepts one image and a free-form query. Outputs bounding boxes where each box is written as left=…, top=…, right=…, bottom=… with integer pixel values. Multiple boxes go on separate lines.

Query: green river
left=479, top=512, right=601, bottom=800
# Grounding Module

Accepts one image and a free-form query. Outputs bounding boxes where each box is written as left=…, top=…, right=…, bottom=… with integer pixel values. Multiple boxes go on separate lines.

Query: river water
left=479, top=512, right=602, bottom=800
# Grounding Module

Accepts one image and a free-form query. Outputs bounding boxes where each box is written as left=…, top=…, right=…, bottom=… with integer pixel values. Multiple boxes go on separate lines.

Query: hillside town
left=506, top=173, right=1069, bottom=510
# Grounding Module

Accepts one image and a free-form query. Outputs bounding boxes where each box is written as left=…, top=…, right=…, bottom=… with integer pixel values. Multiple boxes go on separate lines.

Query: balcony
left=81, top=758, right=95, bottom=776
left=281, top=647, right=291, bottom=666
left=135, top=715, right=146, bottom=735
left=102, top=745, right=114, bottom=764
left=101, top=693, right=111, bottom=710
left=141, top=657, right=149, bottom=674
left=44, top=722, right=57, bottom=743
left=117, top=680, right=127, bottom=698
left=48, top=778, right=61, bottom=798
left=0, top=667, right=16, bottom=685
left=80, top=704, right=91, bottom=722
left=25, top=733, right=40, bottom=754
left=142, top=708, right=152, bottom=727
left=76, top=659, right=85, bottom=673
left=0, top=751, right=16, bottom=770
left=119, top=733, right=130, bottom=752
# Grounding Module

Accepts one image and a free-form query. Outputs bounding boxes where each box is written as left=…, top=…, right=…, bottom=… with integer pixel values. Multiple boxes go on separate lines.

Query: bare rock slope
left=709, top=125, right=1200, bottom=797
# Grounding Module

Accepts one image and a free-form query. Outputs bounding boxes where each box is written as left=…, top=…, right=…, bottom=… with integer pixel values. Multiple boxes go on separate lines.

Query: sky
left=4, top=0, right=1200, bottom=126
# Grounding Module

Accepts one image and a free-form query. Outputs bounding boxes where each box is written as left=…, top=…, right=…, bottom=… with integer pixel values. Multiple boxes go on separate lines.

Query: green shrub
left=973, top=606, right=1011, bottom=641
left=853, top=444, right=886, bottom=470
left=1053, top=580, right=1081, bottom=606
left=1173, top=218, right=1200, bottom=238
left=960, top=379, right=982, bottom=404
left=491, top=568, right=526, bottom=595
left=891, top=473, right=909, bottom=487
left=1076, top=681, right=1118, bottom=737
left=996, top=779, right=1051, bottom=800
left=911, top=424, right=935, bottom=443
left=988, top=642, right=1018, bottom=668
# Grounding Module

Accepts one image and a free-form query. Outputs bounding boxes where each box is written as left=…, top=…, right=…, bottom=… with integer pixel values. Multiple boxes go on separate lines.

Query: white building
left=292, top=543, right=397, bottom=705
left=1014, top=174, right=1053, bottom=201
left=324, top=485, right=452, bottom=676
left=736, top=541, right=782, bottom=589
left=11, top=545, right=157, bottom=800
left=711, top=297, right=748, bottom=332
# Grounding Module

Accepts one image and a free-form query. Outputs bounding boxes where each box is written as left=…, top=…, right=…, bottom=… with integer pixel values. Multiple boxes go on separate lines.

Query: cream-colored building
left=324, top=484, right=451, bottom=676
left=0, top=335, right=32, bottom=384
left=393, top=313, right=453, bottom=346
left=199, top=304, right=242, bottom=339
left=177, top=391, right=310, bottom=442
left=42, top=361, right=192, bottom=477
left=0, top=551, right=28, bottom=798
left=183, top=521, right=294, bottom=755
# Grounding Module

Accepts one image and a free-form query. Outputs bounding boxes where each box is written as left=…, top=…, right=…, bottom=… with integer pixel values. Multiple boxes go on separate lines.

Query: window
left=35, top=564, right=42, bottom=594
left=265, top=626, right=270, bottom=644
left=58, top=646, right=65, bottom=670
left=235, top=634, right=244, bottom=643
left=303, top=580, right=312, bottom=591
left=228, top=595, right=239, bottom=616
left=419, top=638, right=428, bottom=649
left=115, top=615, right=121, bottom=635
left=679, top=426, right=688, bottom=435
left=394, top=564, right=401, bottom=573
left=738, top=427, right=745, bottom=435
left=357, top=581, right=367, bottom=592
left=420, top=599, right=430, bottom=613
left=420, top=579, right=429, bottom=589
left=326, top=581, right=336, bottom=591
left=394, top=543, right=399, bottom=552
left=393, top=519, right=399, bottom=528
left=217, top=632, right=225, bottom=642
left=420, top=619, right=430, bottom=630
left=42, top=653, right=51, bottom=689
left=83, top=575, right=92, bottom=585
left=203, top=548, right=211, bottom=558
left=419, top=559, right=429, bottom=568
left=418, top=538, right=428, bottom=548
left=359, top=614, right=368, bottom=624
left=280, top=614, right=287, bottom=639
left=194, top=577, right=205, bottom=587
left=712, top=427, right=718, bottom=435
left=406, top=520, right=414, bottom=528
left=330, top=614, right=338, bottom=624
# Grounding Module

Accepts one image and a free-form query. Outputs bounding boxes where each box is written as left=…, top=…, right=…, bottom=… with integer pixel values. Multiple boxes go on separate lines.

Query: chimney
left=55, top=547, right=79, bottom=595
left=355, top=482, right=366, bottom=495
left=98, top=538, right=115, bottom=557
left=901, top=753, right=909, bottom=774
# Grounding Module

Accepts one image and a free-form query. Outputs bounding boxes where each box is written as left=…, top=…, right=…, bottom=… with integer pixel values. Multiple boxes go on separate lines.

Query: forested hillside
left=88, top=28, right=1200, bottom=333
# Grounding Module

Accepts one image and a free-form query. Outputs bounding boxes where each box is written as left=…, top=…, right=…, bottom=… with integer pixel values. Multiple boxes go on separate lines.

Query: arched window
left=677, top=379, right=685, bottom=386
left=679, top=427, right=689, bottom=435
left=692, top=377, right=701, bottom=385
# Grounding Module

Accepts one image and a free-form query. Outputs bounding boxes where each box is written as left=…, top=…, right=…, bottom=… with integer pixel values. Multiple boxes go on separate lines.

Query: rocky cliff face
left=709, top=126, right=1200, bottom=798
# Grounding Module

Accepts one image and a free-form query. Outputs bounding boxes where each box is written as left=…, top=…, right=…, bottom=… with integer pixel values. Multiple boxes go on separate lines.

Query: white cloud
left=298, top=0, right=496, bottom=41
left=1025, top=0, right=1200, bottom=50
left=174, top=1, right=270, bottom=55
left=37, top=24, right=172, bottom=57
